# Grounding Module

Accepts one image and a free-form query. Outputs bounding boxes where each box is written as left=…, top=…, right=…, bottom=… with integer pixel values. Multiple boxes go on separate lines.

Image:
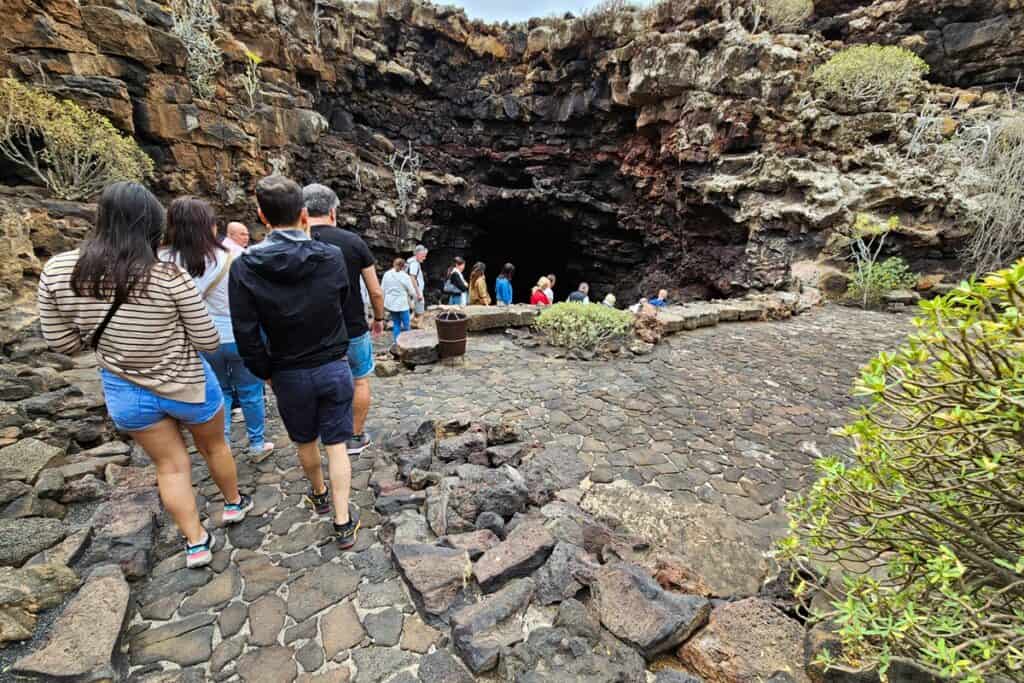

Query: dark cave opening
left=469, top=214, right=576, bottom=303
left=425, top=198, right=649, bottom=305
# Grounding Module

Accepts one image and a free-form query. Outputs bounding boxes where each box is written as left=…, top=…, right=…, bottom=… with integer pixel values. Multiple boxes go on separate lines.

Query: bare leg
left=296, top=441, right=326, bottom=494
left=324, top=442, right=352, bottom=525
left=352, top=378, right=370, bottom=436
left=185, top=408, right=241, bottom=504
left=131, top=418, right=204, bottom=545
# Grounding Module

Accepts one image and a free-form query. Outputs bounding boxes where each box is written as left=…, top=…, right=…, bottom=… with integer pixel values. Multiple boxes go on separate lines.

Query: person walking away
left=38, top=182, right=252, bottom=568
left=382, top=257, right=416, bottom=344
left=496, top=263, right=515, bottom=305
left=444, top=257, right=468, bottom=305
left=304, top=183, right=385, bottom=456
left=649, top=289, right=669, bottom=307
left=225, top=221, right=250, bottom=249
left=406, top=245, right=428, bottom=328
left=229, top=175, right=360, bottom=549
left=161, top=197, right=274, bottom=459
left=568, top=282, right=590, bottom=303
left=469, top=262, right=491, bottom=305
left=531, top=276, right=552, bottom=306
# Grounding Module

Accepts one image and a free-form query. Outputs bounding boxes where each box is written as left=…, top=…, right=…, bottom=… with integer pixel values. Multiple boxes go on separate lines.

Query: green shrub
left=536, top=302, right=634, bottom=351
left=170, top=0, right=223, bottom=99
left=847, top=256, right=918, bottom=304
left=757, top=0, right=813, bottom=32
left=813, top=45, right=929, bottom=109
left=780, top=260, right=1024, bottom=682
left=0, top=78, right=153, bottom=201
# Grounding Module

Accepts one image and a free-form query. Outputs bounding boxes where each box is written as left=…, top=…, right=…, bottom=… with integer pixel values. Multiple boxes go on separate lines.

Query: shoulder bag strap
left=201, top=251, right=236, bottom=299
left=90, top=294, right=125, bottom=350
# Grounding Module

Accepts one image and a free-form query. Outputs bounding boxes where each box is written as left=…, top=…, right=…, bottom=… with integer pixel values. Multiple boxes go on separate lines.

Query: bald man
left=226, top=222, right=250, bottom=249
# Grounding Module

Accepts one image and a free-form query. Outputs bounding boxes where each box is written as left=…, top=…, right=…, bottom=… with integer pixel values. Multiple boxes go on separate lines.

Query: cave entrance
left=469, top=210, right=577, bottom=304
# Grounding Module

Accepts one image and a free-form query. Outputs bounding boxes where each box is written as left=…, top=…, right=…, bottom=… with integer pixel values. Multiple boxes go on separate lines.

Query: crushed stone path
left=114, top=306, right=910, bottom=681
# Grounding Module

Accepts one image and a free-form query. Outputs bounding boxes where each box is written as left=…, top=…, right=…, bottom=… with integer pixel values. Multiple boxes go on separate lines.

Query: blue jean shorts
left=271, top=359, right=354, bottom=445
left=347, top=332, right=375, bottom=380
left=100, top=360, right=224, bottom=432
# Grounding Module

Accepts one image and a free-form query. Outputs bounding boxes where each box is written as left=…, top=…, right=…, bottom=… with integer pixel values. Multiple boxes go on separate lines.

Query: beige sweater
left=37, top=250, right=221, bottom=404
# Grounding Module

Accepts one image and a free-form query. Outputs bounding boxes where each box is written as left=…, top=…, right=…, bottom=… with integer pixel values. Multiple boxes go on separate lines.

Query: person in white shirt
left=161, top=200, right=272, bottom=458
left=405, top=245, right=427, bottom=328
left=383, top=257, right=417, bottom=344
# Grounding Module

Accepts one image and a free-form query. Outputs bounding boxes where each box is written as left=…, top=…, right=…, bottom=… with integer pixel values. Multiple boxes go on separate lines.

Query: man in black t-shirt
left=303, top=184, right=385, bottom=456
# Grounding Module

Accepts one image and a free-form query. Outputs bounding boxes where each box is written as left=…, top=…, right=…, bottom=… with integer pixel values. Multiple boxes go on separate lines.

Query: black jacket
left=229, top=229, right=350, bottom=379
left=448, top=270, right=468, bottom=292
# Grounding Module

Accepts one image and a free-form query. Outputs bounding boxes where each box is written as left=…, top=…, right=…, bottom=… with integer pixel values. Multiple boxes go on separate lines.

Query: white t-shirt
left=160, top=242, right=241, bottom=343
left=406, top=256, right=424, bottom=291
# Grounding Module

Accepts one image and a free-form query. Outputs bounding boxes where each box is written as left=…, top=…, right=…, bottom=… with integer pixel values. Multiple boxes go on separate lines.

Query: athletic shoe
left=346, top=433, right=372, bottom=455
left=222, top=493, right=253, bottom=524
left=335, top=503, right=361, bottom=550
left=307, top=486, right=331, bottom=515
left=185, top=530, right=214, bottom=568
left=250, top=441, right=275, bottom=462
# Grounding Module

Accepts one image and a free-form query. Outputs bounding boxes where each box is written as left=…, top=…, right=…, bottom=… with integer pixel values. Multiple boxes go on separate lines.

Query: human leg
left=270, top=366, right=329, bottom=510
left=296, top=440, right=327, bottom=495
left=236, top=382, right=268, bottom=451
left=203, top=348, right=234, bottom=442
left=131, top=418, right=205, bottom=545
left=389, top=311, right=403, bottom=344
left=185, top=408, right=242, bottom=506
left=314, top=360, right=358, bottom=542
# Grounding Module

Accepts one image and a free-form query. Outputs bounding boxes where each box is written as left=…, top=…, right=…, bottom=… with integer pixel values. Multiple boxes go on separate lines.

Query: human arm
left=167, top=265, right=220, bottom=352
left=36, top=270, right=81, bottom=355
left=363, top=266, right=385, bottom=335
left=453, top=272, right=469, bottom=292
left=228, top=262, right=272, bottom=379
left=409, top=261, right=424, bottom=300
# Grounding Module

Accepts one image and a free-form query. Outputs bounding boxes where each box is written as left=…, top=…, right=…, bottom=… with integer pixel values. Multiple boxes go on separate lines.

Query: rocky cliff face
left=1, top=0, right=1021, bottom=302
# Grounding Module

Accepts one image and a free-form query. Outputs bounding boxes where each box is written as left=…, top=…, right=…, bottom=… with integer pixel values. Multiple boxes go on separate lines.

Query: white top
left=406, top=256, right=424, bottom=291
left=543, top=287, right=554, bottom=304
left=159, top=241, right=242, bottom=343
left=382, top=269, right=416, bottom=312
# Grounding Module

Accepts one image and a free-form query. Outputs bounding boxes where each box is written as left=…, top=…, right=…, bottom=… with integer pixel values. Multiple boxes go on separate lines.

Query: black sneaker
left=306, top=486, right=331, bottom=515
left=346, top=433, right=372, bottom=455
left=334, top=503, right=361, bottom=550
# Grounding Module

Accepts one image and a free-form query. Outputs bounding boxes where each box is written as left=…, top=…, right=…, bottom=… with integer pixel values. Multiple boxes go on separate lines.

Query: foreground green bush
left=781, top=260, right=1024, bottom=682
left=813, top=45, right=929, bottom=109
left=536, top=303, right=634, bottom=351
left=0, top=78, right=152, bottom=201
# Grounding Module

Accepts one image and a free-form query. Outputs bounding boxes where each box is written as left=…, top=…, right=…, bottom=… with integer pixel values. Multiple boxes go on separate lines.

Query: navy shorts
left=271, top=359, right=354, bottom=445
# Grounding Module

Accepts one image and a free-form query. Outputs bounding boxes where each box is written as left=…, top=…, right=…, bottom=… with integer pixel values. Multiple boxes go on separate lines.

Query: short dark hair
left=256, top=175, right=304, bottom=227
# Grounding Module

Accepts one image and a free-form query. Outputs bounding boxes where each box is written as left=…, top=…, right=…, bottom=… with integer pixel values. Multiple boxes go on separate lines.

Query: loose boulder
left=678, top=597, right=810, bottom=683
left=451, top=577, right=534, bottom=673
left=590, top=563, right=710, bottom=659
left=392, top=543, right=471, bottom=617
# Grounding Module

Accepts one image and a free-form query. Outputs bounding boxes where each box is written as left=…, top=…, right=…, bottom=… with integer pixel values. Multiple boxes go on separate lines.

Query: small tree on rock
left=813, top=45, right=929, bottom=111
left=0, top=78, right=153, bottom=201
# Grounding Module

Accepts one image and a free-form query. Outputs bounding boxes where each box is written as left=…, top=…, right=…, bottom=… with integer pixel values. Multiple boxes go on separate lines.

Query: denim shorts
left=271, top=359, right=354, bottom=445
left=100, top=360, right=224, bottom=432
left=347, top=332, right=375, bottom=380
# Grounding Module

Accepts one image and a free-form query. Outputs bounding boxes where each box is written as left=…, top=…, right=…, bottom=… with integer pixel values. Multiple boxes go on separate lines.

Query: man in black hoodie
left=229, top=175, right=360, bottom=548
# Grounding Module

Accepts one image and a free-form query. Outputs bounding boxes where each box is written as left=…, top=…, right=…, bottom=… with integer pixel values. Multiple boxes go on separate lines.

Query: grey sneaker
left=346, top=433, right=372, bottom=455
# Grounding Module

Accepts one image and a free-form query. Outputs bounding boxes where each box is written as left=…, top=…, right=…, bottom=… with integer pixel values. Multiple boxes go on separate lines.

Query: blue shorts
left=347, top=332, right=375, bottom=380
left=100, top=360, right=224, bottom=432
left=271, top=359, right=354, bottom=445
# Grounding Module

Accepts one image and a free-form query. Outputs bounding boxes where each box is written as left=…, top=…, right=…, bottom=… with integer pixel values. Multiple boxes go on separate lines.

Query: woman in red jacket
left=530, top=276, right=552, bottom=306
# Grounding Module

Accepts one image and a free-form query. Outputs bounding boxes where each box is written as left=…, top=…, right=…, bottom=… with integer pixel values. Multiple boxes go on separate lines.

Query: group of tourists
left=38, top=176, right=384, bottom=568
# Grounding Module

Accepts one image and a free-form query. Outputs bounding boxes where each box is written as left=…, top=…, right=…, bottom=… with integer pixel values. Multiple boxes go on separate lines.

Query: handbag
left=202, top=252, right=236, bottom=299
left=443, top=278, right=461, bottom=295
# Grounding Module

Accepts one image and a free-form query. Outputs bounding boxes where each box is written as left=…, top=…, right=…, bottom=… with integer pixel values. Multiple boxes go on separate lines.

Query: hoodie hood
left=241, top=229, right=332, bottom=283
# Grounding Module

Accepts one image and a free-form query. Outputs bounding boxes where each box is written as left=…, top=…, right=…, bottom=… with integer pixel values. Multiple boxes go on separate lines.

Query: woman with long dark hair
left=161, top=197, right=273, bottom=459
left=37, top=182, right=253, bottom=569
left=496, top=262, right=515, bottom=305
left=444, top=256, right=468, bottom=305
left=469, top=261, right=491, bottom=305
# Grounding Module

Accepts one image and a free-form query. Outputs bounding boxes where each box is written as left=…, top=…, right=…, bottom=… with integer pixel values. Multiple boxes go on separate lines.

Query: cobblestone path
left=122, top=306, right=911, bottom=681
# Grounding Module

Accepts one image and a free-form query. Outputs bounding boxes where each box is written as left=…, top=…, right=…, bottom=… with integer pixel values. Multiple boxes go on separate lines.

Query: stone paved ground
left=107, top=307, right=910, bottom=681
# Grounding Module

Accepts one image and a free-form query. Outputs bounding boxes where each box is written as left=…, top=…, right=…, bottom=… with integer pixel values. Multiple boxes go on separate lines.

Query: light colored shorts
left=347, top=332, right=375, bottom=380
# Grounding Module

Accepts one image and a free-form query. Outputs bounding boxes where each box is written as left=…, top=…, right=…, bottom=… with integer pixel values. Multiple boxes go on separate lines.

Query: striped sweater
left=37, top=249, right=221, bottom=404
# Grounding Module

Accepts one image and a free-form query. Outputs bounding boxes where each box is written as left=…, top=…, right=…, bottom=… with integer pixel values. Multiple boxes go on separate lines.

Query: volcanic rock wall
left=1, top=0, right=1021, bottom=302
